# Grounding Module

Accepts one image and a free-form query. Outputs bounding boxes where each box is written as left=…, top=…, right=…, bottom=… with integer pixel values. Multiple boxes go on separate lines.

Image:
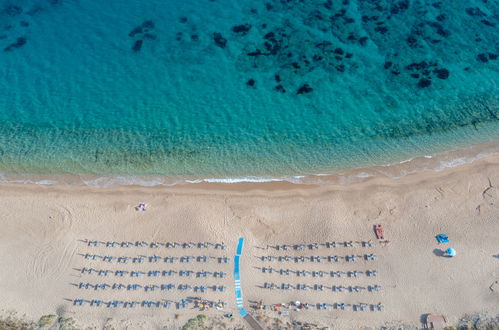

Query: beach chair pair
left=436, top=234, right=449, bottom=243
left=296, top=284, right=307, bottom=290
left=326, top=242, right=337, bottom=248
left=354, top=303, right=368, bottom=312
left=135, top=202, right=147, bottom=211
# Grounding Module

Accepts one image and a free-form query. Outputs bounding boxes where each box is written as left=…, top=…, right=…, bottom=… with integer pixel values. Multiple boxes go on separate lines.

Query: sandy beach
left=0, top=154, right=498, bottom=329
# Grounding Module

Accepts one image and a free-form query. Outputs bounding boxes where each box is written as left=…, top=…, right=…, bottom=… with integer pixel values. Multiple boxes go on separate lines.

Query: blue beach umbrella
left=446, top=248, right=456, bottom=257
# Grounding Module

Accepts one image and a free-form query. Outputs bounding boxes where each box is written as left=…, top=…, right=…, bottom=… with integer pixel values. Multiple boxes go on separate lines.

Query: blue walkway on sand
left=236, top=237, right=244, bottom=256
left=234, top=238, right=247, bottom=317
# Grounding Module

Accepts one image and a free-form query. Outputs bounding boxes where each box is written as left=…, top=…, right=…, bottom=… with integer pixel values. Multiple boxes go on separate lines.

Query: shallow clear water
left=0, top=0, right=497, bottom=178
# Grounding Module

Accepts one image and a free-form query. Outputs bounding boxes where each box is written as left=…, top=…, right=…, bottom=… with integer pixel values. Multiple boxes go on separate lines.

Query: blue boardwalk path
left=233, top=238, right=264, bottom=330
left=234, top=237, right=247, bottom=317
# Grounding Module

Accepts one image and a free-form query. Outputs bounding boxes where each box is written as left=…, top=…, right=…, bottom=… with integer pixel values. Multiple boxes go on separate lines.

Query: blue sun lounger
left=436, top=234, right=449, bottom=243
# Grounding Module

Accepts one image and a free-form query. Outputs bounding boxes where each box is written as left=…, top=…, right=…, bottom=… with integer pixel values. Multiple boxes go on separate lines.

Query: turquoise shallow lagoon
left=0, top=0, right=497, bottom=181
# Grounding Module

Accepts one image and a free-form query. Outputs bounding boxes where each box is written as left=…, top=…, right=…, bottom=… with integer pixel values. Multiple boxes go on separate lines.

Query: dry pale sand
left=0, top=154, right=498, bottom=329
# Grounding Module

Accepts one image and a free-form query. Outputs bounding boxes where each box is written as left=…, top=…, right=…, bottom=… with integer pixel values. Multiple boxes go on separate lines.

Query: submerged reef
left=167, top=0, right=497, bottom=95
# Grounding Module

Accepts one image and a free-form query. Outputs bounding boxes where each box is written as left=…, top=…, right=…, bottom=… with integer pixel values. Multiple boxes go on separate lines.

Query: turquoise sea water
left=0, top=0, right=497, bottom=179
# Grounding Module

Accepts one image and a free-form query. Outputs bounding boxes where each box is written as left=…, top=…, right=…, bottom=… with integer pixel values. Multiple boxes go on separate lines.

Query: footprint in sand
left=483, top=186, right=499, bottom=209
left=26, top=205, right=77, bottom=279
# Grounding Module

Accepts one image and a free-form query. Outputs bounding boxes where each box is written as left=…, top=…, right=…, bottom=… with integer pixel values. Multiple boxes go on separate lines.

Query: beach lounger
left=344, top=241, right=354, bottom=247
left=348, top=271, right=359, bottom=278
left=73, top=299, right=84, bottom=306
left=197, top=256, right=208, bottom=262
left=218, top=257, right=229, bottom=263
left=296, top=284, right=307, bottom=290
left=130, top=271, right=144, bottom=277
left=308, top=243, right=320, bottom=250
left=215, top=243, right=226, bottom=250
left=317, top=303, right=328, bottom=310
left=214, top=271, right=226, bottom=278
left=95, top=284, right=109, bottom=290
left=160, top=284, right=175, bottom=291
left=314, top=284, right=324, bottom=291
left=436, top=234, right=449, bottom=244
left=178, top=284, right=191, bottom=291
left=333, top=285, right=345, bottom=292
left=362, top=241, right=374, bottom=247
left=80, top=267, right=93, bottom=274
left=374, top=224, right=385, bottom=240
left=135, top=241, right=147, bottom=247
left=366, top=270, right=377, bottom=277
left=88, top=240, right=99, bottom=247
left=368, top=285, right=381, bottom=292
left=194, top=285, right=206, bottom=293
left=346, top=255, right=356, bottom=262
left=150, top=242, right=160, bottom=248
left=179, top=270, right=193, bottom=277
left=127, top=284, right=141, bottom=290
left=144, top=285, right=159, bottom=292
left=123, top=301, right=136, bottom=308
left=328, top=255, right=339, bottom=262
left=149, top=256, right=160, bottom=263
left=294, top=244, right=305, bottom=250
left=107, top=301, right=119, bottom=308
left=364, top=254, right=376, bottom=261
left=295, top=256, right=306, bottom=263
left=352, top=286, right=365, bottom=292
left=91, top=299, right=102, bottom=307
left=142, top=301, right=153, bottom=307
left=335, top=303, right=348, bottom=310
left=326, top=242, right=336, bottom=248
left=331, top=271, right=341, bottom=277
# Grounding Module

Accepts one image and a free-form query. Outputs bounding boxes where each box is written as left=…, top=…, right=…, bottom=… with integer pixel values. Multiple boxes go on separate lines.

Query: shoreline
left=0, top=141, right=498, bottom=190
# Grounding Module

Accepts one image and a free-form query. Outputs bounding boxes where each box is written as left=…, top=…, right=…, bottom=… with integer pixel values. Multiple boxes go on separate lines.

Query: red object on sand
left=374, top=224, right=384, bottom=240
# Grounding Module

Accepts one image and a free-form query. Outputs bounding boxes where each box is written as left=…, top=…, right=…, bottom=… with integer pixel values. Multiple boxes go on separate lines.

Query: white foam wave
left=0, top=147, right=496, bottom=188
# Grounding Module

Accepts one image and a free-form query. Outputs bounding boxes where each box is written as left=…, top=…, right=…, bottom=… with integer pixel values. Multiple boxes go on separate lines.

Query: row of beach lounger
left=79, top=268, right=227, bottom=278
left=85, top=240, right=226, bottom=250
left=72, top=298, right=227, bottom=309
left=81, top=254, right=231, bottom=264
left=259, top=254, right=377, bottom=262
left=316, top=302, right=384, bottom=312
left=262, top=283, right=382, bottom=292
left=77, top=282, right=227, bottom=292
left=272, top=241, right=375, bottom=250
left=272, top=302, right=384, bottom=312
left=260, top=268, right=377, bottom=277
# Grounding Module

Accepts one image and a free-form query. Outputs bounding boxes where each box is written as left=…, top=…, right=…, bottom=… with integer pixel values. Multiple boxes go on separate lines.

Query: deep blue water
left=0, top=0, right=497, bottom=178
